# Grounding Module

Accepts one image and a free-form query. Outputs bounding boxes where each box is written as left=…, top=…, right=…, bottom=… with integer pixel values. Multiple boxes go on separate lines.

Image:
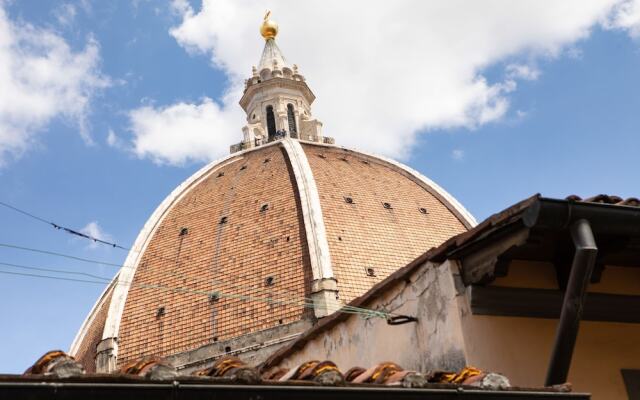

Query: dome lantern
left=233, top=13, right=334, bottom=153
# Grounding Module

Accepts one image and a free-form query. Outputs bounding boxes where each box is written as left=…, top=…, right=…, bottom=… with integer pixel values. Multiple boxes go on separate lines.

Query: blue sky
left=0, top=0, right=639, bottom=372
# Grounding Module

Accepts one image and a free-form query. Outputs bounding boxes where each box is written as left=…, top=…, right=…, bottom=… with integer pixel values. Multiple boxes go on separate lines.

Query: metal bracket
left=386, top=315, right=419, bottom=325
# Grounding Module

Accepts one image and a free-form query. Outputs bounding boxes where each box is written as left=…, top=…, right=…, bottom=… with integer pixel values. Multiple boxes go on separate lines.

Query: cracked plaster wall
left=270, top=260, right=467, bottom=373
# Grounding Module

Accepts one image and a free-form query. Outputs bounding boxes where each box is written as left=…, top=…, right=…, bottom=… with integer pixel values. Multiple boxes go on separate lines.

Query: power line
left=0, top=243, right=121, bottom=267
left=0, top=200, right=128, bottom=250
left=0, top=199, right=395, bottom=317
left=0, top=261, right=112, bottom=282
left=0, top=203, right=325, bottom=300
left=0, top=269, right=111, bottom=286
left=0, top=200, right=52, bottom=225
left=0, top=241, right=304, bottom=300
left=0, top=267, right=389, bottom=319
left=0, top=241, right=384, bottom=316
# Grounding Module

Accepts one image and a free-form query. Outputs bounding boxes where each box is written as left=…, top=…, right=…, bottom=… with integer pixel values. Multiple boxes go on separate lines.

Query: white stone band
left=281, top=138, right=334, bottom=281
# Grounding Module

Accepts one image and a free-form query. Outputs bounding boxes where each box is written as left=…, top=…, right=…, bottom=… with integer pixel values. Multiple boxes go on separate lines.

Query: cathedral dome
left=69, top=14, right=476, bottom=374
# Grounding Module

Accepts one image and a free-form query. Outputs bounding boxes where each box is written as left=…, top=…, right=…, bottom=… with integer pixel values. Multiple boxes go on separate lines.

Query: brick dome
left=69, top=18, right=475, bottom=373
left=69, top=139, right=474, bottom=372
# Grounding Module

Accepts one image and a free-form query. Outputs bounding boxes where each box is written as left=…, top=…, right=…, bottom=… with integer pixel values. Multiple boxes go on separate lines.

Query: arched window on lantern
left=266, top=105, right=276, bottom=140
left=287, top=104, right=297, bottom=134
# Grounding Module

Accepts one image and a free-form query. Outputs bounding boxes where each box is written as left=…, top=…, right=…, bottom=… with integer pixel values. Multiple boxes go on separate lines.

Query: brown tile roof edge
left=14, top=351, right=583, bottom=394
left=0, top=374, right=566, bottom=390
left=260, top=193, right=639, bottom=371
left=0, top=375, right=588, bottom=400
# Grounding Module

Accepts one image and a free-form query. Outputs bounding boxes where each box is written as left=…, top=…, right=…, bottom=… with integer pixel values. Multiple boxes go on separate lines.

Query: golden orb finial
left=260, top=10, right=278, bottom=40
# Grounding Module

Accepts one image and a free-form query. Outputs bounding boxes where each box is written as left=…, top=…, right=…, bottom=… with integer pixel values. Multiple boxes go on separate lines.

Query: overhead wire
left=0, top=199, right=324, bottom=301
left=0, top=243, right=122, bottom=267
left=0, top=261, right=112, bottom=282
left=0, top=241, right=369, bottom=315
left=0, top=200, right=128, bottom=250
left=0, top=201, right=394, bottom=318
left=0, top=243, right=392, bottom=318
left=0, top=265, right=388, bottom=319
left=0, top=202, right=321, bottom=299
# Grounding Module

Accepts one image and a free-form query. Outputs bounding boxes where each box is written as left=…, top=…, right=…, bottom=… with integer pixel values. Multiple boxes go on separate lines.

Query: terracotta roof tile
left=567, top=194, right=640, bottom=207
left=19, top=351, right=528, bottom=391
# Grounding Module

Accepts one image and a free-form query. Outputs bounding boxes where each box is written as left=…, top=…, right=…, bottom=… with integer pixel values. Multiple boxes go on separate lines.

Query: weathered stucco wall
left=267, top=261, right=467, bottom=374
left=460, top=260, right=640, bottom=400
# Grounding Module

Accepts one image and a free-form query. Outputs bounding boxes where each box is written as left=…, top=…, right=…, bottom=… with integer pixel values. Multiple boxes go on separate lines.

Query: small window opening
left=366, top=267, right=376, bottom=277
left=338, top=236, right=342, bottom=241
left=419, top=207, right=428, bottom=214
left=179, top=227, right=189, bottom=236
left=278, top=319, right=284, bottom=325
left=266, top=105, right=276, bottom=140
left=209, top=293, right=220, bottom=303
left=361, top=160, right=370, bottom=165
left=219, top=216, right=228, bottom=224
left=344, top=197, right=354, bottom=204
left=240, top=165, right=247, bottom=170
left=263, top=158, right=271, bottom=163
left=286, top=236, right=290, bottom=242
left=225, top=346, right=232, bottom=353
left=339, top=157, right=349, bottom=162
left=287, top=103, right=297, bottom=134
left=156, top=306, right=166, bottom=318
left=265, top=276, right=275, bottom=286
left=217, top=171, right=224, bottom=177
left=213, top=337, right=218, bottom=342
left=260, top=203, right=269, bottom=212
left=317, top=154, right=326, bottom=159
left=252, top=114, right=256, bottom=119
left=383, top=202, right=393, bottom=209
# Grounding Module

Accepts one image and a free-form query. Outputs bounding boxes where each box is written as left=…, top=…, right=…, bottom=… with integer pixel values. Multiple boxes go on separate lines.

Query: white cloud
left=80, top=221, right=114, bottom=249
left=53, top=3, right=77, bottom=27
left=452, top=149, right=465, bottom=161
left=566, top=46, right=584, bottom=60
left=106, top=128, right=125, bottom=149
left=0, top=5, right=109, bottom=166
left=127, top=0, right=640, bottom=164
left=106, top=129, right=117, bottom=146
left=605, top=0, right=640, bottom=38
left=128, top=97, right=240, bottom=165
left=506, top=64, right=541, bottom=81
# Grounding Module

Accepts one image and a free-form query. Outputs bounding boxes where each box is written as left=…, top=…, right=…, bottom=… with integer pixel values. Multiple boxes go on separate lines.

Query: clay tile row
left=23, top=350, right=517, bottom=391
left=566, top=194, right=640, bottom=207
left=268, top=361, right=510, bottom=389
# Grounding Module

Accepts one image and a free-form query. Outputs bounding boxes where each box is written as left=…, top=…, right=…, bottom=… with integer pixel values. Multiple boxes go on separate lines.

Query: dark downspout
left=545, top=219, right=598, bottom=386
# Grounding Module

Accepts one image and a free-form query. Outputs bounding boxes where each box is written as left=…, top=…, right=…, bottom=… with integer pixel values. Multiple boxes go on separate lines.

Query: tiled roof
left=9, top=350, right=579, bottom=396
left=566, top=194, right=640, bottom=207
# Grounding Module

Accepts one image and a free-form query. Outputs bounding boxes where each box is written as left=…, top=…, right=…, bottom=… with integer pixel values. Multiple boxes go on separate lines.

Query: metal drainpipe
left=545, top=218, right=598, bottom=387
